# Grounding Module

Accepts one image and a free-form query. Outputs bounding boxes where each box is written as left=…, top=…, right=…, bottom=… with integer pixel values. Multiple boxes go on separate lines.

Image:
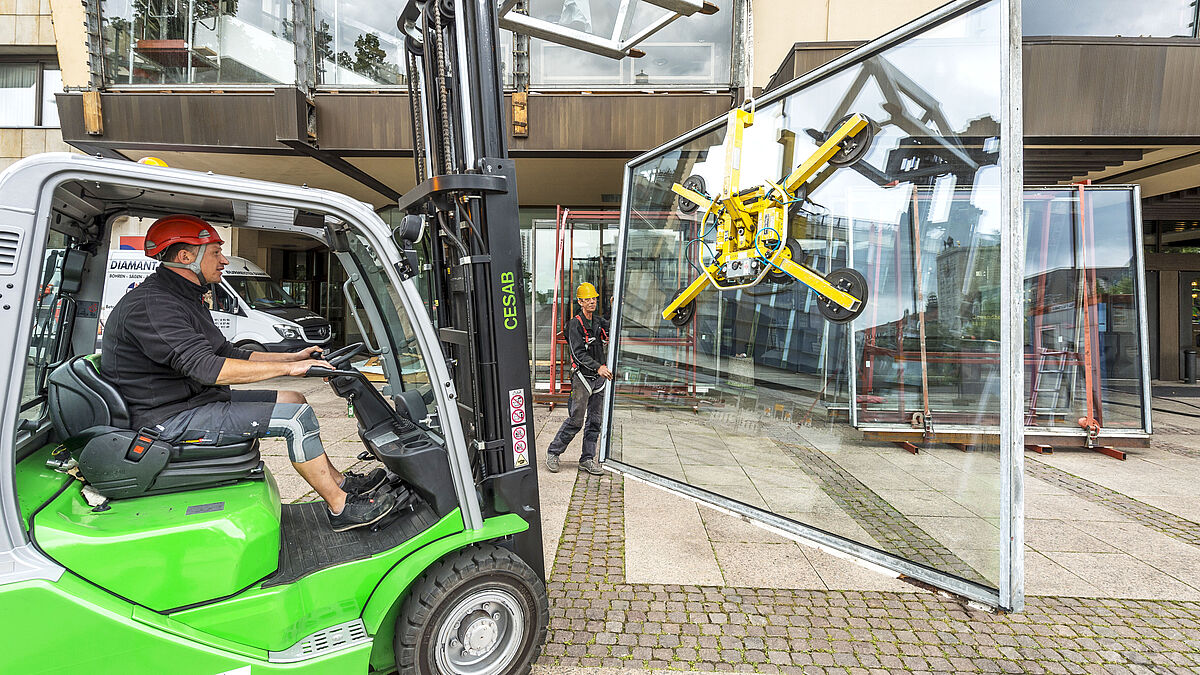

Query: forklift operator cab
left=0, top=154, right=547, bottom=674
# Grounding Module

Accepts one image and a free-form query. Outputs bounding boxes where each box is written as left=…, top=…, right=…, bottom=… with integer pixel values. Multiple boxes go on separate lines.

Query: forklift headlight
left=273, top=324, right=302, bottom=340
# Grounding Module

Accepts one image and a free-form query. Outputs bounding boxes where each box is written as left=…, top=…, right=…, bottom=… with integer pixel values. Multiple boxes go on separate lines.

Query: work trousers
left=547, top=374, right=605, bottom=461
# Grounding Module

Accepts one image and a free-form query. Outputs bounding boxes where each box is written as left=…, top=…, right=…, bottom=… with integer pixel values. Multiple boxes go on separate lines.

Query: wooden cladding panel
left=1024, top=41, right=1200, bottom=138
left=509, top=94, right=731, bottom=153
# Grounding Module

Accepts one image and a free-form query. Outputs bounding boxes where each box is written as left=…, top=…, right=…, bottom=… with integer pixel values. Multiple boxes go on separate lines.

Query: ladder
left=1026, top=349, right=1075, bottom=425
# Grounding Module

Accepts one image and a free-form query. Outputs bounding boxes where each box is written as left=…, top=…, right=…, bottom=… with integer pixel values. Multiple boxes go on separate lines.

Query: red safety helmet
left=144, top=214, right=223, bottom=258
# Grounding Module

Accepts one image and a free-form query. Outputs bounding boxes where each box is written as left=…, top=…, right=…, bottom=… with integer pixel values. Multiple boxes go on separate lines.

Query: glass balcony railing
left=1024, top=0, right=1198, bottom=38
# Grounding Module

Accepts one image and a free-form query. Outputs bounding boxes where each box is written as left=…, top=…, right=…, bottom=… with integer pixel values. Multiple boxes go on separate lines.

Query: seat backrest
left=47, top=355, right=131, bottom=439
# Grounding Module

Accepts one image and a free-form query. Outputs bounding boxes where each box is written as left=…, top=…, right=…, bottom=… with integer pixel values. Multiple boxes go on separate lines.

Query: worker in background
left=101, top=214, right=397, bottom=531
left=546, top=281, right=612, bottom=475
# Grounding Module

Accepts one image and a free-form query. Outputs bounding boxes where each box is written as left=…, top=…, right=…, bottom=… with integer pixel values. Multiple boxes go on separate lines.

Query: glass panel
left=1024, top=187, right=1147, bottom=431
left=102, top=0, right=296, bottom=85
left=0, top=63, right=37, bottom=126
left=20, top=233, right=72, bottom=430
left=611, top=2, right=1005, bottom=595
left=344, top=230, right=437, bottom=415
left=225, top=275, right=303, bottom=310
left=314, top=1, right=405, bottom=86
left=1023, top=0, right=1197, bottom=38
left=530, top=0, right=732, bottom=88
left=41, top=68, right=63, bottom=127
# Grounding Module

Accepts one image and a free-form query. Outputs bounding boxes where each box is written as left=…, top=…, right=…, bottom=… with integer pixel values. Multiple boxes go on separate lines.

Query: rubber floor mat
left=263, top=499, right=438, bottom=587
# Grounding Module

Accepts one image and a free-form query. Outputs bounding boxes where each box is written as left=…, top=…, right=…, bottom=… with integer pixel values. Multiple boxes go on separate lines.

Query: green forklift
left=0, top=1, right=719, bottom=670
left=2, top=1, right=556, bottom=672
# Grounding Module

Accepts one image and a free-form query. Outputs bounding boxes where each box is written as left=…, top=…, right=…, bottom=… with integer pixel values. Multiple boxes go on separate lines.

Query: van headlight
left=273, top=324, right=302, bottom=340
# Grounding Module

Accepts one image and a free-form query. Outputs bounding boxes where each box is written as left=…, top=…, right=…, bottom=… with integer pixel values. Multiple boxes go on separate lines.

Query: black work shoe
left=341, top=468, right=387, bottom=495
left=328, top=491, right=398, bottom=532
left=546, top=454, right=561, bottom=472
left=578, top=458, right=604, bottom=475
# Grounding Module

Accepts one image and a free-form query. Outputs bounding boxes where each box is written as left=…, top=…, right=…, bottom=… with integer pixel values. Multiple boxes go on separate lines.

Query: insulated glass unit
left=313, top=1, right=406, bottom=86
left=606, top=0, right=1019, bottom=607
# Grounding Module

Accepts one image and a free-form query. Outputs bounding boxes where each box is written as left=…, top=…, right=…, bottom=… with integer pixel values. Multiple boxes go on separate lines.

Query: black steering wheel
left=317, top=341, right=366, bottom=369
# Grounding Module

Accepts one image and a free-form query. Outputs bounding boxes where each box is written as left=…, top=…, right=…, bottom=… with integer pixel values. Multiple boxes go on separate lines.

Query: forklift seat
left=47, top=355, right=263, bottom=499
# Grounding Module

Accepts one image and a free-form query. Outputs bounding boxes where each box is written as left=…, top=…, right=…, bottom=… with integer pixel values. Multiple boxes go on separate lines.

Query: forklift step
left=262, top=497, right=437, bottom=587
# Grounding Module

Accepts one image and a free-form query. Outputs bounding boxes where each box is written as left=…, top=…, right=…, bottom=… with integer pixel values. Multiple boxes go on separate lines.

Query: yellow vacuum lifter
left=662, top=105, right=874, bottom=326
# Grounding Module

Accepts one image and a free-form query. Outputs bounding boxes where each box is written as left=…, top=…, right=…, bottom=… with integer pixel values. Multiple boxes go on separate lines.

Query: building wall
left=0, top=0, right=73, bottom=172
left=0, top=0, right=55, bottom=46
left=751, top=0, right=946, bottom=89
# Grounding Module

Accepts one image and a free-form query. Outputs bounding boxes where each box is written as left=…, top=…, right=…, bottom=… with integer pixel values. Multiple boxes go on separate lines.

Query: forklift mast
left=397, top=0, right=543, bottom=578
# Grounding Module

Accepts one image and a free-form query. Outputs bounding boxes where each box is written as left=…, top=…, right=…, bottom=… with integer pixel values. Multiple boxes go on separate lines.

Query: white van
left=101, top=252, right=333, bottom=352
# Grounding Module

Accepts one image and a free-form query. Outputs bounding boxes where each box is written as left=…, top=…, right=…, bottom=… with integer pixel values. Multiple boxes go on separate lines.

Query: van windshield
left=225, top=275, right=303, bottom=310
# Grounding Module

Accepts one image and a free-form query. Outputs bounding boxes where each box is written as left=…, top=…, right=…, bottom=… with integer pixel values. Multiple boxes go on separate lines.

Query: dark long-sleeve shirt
left=101, top=266, right=251, bottom=430
left=567, top=312, right=609, bottom=377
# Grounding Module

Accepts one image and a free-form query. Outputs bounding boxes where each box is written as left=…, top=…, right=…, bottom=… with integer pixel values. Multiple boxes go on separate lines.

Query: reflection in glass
left=610, top=2, right=1005, bottom=593
left=102, top=0, right=295, bottom=85
left=530, top=0, right=731, bottom=87
left=314, top=1, right=405, bottom=86
left=1023, top=0, right=1197, bottom=38
left=1024, top=188, right=1146, bottom=431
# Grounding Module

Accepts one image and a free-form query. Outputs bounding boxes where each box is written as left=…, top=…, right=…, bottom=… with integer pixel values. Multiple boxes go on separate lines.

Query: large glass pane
left=609, top=1, right=1007, bottom=598
left=102, top=0, right=295, bottom=85
left=314, top=2, right=405, bottom=86
left=1024, top=0, right=1198, bottom=38
left=1024, top=187, right=1147, bottom=431
left=530, top=0, right=732, bottom=88
left=41, top=68, right=63, bottom=127
left=0, top=64, right=37, bottom=126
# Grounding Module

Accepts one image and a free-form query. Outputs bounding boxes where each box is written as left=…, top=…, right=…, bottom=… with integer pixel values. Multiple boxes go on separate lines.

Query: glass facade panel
left=610, top=2, right=1007, bottom=596
left=1024, top=187, right=1147, bottom=431
left=530, top=0, right=732, bottom=88
left=1024, top=0, right=1198, bottom=38
left=314, top=1, right=405, bottom=86
left=102, top=0, right=295, bottom=85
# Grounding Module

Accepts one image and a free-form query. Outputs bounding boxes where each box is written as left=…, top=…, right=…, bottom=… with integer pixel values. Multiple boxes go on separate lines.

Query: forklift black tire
left=668, top=288, right=696, bottom=328
left=676, top=174, right=707, bottom=215
left=394, top=543, right=548, bottom=675
left=236, top=341, right=266, bottom=352
left=825, top=114, right=875, bottom=167
left=816, top=267, right=869, bottom=324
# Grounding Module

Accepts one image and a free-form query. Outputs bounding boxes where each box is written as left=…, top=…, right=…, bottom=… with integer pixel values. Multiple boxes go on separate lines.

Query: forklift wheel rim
left=817, top=267, right=869, bottom=323
left=434, top=588, right=525, bottom=674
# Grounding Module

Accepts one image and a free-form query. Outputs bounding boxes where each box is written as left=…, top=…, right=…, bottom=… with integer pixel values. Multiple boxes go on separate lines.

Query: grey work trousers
left=547, top=373, right=605, bottom=461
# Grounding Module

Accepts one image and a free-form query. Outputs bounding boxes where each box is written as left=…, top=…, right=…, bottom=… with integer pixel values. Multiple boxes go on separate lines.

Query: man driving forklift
left=101, top=214, right=399, bottom=531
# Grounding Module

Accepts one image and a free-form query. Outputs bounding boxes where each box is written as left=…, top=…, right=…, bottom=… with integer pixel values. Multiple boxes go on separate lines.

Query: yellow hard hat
left=576, top=282, right=599, bottom=299
left=137, top=156, right=168, bottom=167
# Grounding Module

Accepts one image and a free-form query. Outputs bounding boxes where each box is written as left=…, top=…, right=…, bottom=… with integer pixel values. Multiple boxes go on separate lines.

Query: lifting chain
left=431, top=2, right=455, bottom=173
left=407, top=48, right=428, bottom=181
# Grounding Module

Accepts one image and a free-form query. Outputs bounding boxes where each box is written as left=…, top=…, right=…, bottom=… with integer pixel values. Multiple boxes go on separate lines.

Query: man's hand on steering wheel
left=291, top=345, right=325, bottom=361
left=287, top=357, right=334, bottom=377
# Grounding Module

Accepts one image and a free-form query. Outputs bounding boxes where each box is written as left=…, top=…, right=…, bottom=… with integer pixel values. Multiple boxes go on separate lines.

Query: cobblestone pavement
left=1026, top=458, right=1200, bottom=549
left=781, top=441, right=990, bottom=587
left=535, top=470, right=1200, bottom=674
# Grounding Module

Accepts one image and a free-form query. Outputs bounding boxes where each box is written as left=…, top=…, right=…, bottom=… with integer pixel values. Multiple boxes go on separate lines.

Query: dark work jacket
left=567, top=312, right=609, bottom=379
left=101, top=266, right=251, bottom=430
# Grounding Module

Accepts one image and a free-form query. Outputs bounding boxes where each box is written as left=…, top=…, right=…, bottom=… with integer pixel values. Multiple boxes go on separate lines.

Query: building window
left=527, top=0, right=733, bottom=89
left=1024, top=0, right=1199, bottom=38
left=101, top=0, right=296, bottom=86
left=313, top=1, right=405, bottom=86
left=0, top=62, right=63, bottom=127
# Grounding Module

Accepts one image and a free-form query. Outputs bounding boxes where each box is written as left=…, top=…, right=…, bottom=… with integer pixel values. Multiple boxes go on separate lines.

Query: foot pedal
left=357, top=450, right=372, bottom=461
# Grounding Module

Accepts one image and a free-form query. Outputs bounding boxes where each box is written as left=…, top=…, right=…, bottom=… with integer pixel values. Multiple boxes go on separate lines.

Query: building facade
left=23, top=0, right=1200, bottom=381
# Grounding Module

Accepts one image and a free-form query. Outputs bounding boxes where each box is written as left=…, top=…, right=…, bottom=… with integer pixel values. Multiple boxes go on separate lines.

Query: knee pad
left=268, top=403, right=325, bottom=462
